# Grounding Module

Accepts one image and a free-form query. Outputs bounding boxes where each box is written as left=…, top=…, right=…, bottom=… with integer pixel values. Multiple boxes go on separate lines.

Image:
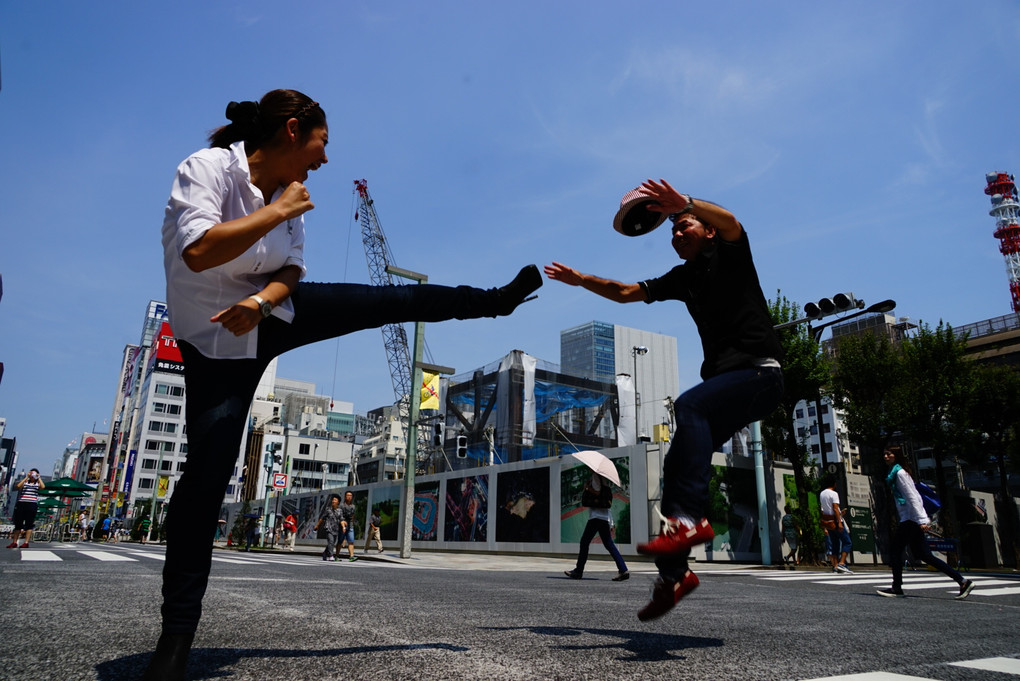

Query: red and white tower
left=984, top=171, right=1020, bottom=312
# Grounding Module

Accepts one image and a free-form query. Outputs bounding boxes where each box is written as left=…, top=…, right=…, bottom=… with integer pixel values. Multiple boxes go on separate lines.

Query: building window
left=160, top=460, right=173, bottom=471
left=795, top=409, right=804, bottom=419
left=142, top=458, right=157, bottom=470
left=299, top=443, right=310, bottom=455
left=139, top=478, right=155, bottom=489
left=807, top=406, right=816, bottom=417
left=155, top=384, right=185, bottom=397
left=151, top=402, right=182, bottom=416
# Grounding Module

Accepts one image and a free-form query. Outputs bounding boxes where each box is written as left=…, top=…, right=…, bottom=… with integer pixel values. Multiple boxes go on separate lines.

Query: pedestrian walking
left=315, top=494, right=343, bottom=562
left=339, top=491, right=358, bottom=562
left=283, top=512, right=298, bottom=551
left=877, top=446, right=975, bottom=600
left=365, top=508, right=383, bottom=553
left=545, top=180, right=783, bottom=621
left=780, top=504, right=800, bottom=566
left=143, top=88, right=542, bottom=681
left=820, top=476, right=852, bottom=574
left=79, top=511, right=90, bottom=542
left=139, top=514, right=151, bottom=544
left=7, top=469, right=45, bottom=549
left=563, top=474, right=629, bottom=582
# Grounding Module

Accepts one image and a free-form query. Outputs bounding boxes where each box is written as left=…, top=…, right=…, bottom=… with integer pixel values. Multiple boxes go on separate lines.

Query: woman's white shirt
left=893, top=468, right=929, bottom=525
left=161, top=141, right=306, bottom=359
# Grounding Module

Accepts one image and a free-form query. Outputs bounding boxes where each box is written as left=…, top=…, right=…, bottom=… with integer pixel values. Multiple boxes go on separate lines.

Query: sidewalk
left=216, top=542, right=768, bottom=574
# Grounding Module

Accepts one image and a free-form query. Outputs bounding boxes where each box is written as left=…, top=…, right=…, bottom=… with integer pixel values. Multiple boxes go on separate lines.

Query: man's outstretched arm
left=544, top=262, right=647, bottom=303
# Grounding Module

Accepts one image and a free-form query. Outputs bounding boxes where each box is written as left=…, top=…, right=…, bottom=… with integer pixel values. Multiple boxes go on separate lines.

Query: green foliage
left=898, top=321, right=975, bottom=457
left=230, top=500, right=252, bottom=546
left=828, top=329, right=904, bottom=463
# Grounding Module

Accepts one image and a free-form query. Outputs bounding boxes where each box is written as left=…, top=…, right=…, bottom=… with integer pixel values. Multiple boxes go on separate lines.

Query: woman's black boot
left=141, top=632, right=194, bottom=681
left=494, top=265, right=543, bottom=315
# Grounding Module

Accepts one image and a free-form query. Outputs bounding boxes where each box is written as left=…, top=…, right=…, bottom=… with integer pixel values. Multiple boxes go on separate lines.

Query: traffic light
left=803, top=292, right=862, bottom=320
left=432, top=423, right=444, bottom=448
left=456, top=435, right=468, bottom=459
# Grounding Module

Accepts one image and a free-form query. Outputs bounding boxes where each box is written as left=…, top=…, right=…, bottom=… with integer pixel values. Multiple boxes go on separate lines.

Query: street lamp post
left=632, top=346, right=648, bottom=442
left=321, top=463, right=328, bottom=490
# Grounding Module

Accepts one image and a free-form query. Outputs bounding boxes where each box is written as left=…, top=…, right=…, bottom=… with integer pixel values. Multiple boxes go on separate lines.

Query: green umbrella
left=37, top=497, right=69, bottom=509
left=37, top=478, right=96, bottom=498
left=40, top=477, right=95, bottom=493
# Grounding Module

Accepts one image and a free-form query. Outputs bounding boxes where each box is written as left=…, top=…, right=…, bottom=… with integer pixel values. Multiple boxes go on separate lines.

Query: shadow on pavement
left=96, top=643, right=470, bottom=680
left=481, top=625, right=723, bottom=662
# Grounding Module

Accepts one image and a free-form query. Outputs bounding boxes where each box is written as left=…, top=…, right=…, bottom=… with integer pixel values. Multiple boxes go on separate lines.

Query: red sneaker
left=637, top=570, right=700, bottom=621
left=637, top=517, right=714, bottom=555
left=19, top=543, right=29, bottom=549
left=5, top=542, right=17, bottom=549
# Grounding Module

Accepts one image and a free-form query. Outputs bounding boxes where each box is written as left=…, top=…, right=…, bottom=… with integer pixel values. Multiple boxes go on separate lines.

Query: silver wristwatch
left=250, top=295, right=273, bottom=319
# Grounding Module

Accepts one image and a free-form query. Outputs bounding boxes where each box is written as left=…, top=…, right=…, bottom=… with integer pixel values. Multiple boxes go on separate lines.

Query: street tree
left=897, top=321, right=976, bottom=542
left=965, top=363, right=1020, bottom=566
left=828, top=328, right=906, bottom=464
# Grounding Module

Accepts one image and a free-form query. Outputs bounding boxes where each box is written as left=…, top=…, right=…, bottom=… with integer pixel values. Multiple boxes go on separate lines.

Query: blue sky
left=3, top=1, right=1020, bottom=475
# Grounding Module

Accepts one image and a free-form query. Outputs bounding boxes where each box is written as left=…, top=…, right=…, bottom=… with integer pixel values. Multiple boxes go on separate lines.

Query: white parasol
left=568, top=450, right=621, bottom=487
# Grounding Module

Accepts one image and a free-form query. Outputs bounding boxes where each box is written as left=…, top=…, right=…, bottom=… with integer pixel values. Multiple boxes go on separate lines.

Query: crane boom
left=353, top=179, right=413, bottom=410
left=353, top=179, right=438, bottom=474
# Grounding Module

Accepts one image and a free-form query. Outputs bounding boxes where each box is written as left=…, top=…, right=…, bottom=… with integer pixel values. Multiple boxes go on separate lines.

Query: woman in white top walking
left=877, top=446, right=974, bottom=600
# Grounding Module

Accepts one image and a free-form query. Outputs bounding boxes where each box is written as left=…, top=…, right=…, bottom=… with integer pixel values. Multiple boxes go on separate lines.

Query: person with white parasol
left=563, top=451, right=629, bottom=582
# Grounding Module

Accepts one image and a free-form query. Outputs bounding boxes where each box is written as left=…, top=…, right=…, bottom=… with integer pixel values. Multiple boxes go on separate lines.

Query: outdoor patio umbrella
left=40, top=477, right=94, bottom=493
left=569, top=450, right=622, bottom=487
left=37, top=487, right=93, bottom=498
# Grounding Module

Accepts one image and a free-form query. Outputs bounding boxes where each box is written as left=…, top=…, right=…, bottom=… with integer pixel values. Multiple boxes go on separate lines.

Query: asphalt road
left=1, top=542, right=1018, bottom=681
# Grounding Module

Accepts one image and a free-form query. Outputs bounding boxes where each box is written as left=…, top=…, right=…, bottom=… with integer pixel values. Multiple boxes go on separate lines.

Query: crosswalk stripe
left=948, top=657, right=1020, bottom=674
left=801, top=674, right=931, bottom=680
left=967, top=586, right=1020, bottom=597
left=75, top=550, right=137, bottom=562
left=20, top=551, right=61, bottom=562
left=123, top=551, right=165, bottom=561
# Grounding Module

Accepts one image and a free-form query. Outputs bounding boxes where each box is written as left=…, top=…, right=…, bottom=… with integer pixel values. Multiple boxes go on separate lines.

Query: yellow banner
left=420, top=372, right=440, bottom=410
left=157, top=476, right=170, bottom=499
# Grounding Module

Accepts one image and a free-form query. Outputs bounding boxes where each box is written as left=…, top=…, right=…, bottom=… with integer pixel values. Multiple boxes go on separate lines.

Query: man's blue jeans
left=656, top=365, right=783, bottom=579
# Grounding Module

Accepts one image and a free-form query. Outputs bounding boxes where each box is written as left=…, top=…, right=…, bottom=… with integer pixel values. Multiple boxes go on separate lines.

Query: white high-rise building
left=560, top=321, right=679, bottom=441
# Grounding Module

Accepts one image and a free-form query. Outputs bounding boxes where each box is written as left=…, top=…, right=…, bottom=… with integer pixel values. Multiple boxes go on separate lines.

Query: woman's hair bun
left=225, top=100, right=261, bottom=128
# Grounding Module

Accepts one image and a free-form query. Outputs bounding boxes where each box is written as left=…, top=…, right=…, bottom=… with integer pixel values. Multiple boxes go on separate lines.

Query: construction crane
left=352, top=179, right=433, bottom=473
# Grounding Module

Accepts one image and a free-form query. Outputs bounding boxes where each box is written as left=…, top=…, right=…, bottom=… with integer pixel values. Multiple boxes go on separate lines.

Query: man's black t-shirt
left=641, top=228, right=782, bottom=380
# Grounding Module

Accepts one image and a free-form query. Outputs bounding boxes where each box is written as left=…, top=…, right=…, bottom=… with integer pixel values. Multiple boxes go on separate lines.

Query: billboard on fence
left=445, top=474, right=488, bottom=542
left=496, top=467, right=549, bottom=543
left=413, top=481, right=440, bottom=541
left=372, top=485, right=400, bottom=541
left=560, top=456, right=631, bottom=544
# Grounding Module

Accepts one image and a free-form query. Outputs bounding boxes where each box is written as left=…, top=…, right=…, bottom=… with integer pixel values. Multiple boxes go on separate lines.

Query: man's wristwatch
left=250, top=295, right=273, bottom=319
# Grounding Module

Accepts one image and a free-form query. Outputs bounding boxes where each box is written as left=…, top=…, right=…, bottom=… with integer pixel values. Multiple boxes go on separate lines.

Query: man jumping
left=545, top=179, right=783, bottom=620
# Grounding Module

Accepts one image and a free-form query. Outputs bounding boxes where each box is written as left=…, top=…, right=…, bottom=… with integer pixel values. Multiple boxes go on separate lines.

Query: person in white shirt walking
left=877, top=446, right=974, bottom=600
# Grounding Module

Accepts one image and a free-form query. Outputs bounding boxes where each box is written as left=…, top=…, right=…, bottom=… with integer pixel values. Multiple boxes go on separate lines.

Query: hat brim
left=613, top=198, right=667, bottom=237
